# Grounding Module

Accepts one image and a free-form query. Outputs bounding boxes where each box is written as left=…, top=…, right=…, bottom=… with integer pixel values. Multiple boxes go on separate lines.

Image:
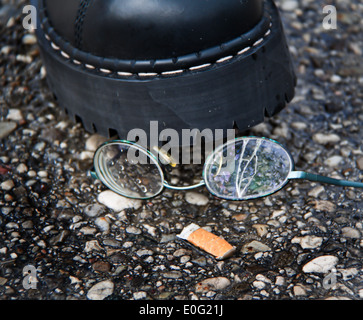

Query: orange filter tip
left=177, top=223, right=236, bottom=260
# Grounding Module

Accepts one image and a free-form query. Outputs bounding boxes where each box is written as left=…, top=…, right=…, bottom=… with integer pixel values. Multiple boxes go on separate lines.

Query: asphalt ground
left=0, top=0, right=362, bottom=306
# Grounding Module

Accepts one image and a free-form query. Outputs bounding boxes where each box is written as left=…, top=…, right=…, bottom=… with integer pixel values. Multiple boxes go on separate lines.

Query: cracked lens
left=204, top=137, right=293, bottom=200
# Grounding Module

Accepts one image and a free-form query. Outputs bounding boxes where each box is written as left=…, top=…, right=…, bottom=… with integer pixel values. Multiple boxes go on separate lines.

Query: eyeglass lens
left=203, top=137, right=293, bottom=200
left=94, top=142, right=164, bottom=199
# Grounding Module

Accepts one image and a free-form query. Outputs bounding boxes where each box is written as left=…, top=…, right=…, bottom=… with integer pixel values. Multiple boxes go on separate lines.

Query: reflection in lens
left=203, top=137, right=293, bottom=200
left=94, top=142, right=164, bottom=199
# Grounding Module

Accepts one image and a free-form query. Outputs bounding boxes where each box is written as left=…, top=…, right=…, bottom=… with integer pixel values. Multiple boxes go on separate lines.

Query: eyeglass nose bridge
left=163, top=180, right=206, bottom=191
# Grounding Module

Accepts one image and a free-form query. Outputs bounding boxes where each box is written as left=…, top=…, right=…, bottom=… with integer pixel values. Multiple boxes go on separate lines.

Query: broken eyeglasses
left=90, top=136, right=363, bottom=200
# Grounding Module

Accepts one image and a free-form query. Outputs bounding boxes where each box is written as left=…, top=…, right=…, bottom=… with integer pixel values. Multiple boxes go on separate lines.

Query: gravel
left=0, top=0, right=362, bottom=301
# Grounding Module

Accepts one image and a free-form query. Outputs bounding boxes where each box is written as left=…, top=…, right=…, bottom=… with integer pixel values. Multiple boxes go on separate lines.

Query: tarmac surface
left=0, top=0, right=362, bottom=302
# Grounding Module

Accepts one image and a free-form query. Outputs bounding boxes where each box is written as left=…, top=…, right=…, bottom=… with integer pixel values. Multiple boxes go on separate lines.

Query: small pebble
left=163, top=271, right=182, bottom=279
left=22, top=34, right=37, bottom=45
left=293, top=285, right=307, bottom=296
left=83, top=203, right=105, bottom=218
left=252, top=224, right=269, bottom=237
left=37, top=170, right=48, bottom=178
left=85, top=134, right=108, bottom=152
left=291, top=236, right=323, bottom=249
left=275, top=276, right=285, bottom=287
left=86, top=280, right=114, bottom=300
left=341, top=227, right=361, bottom=239
left=136, top=249, right=153, bottom=257
left=357, top=157, right=363, bottom=170
left=94, top=217, right=110, bottom=232
left=1, top=180, right=15, bottom=191
left=196, top=277, right=231, bottom=293
left=0, top=121, right=17, bottom=139
left=302, top=255, right=338, bottom=274
left=85, top=240, right=103, bottom=253
left=281, top=0, right=298, bottom=11
left=6, top=109, right=23, bottom=121
left=324, top=155, right=343, bottom=167
left=308, top=185, right=325, bottom=198
left=313, top=200, right=336, bottom=213
left=34, top=142, right=46, bottom=151
left=133, top=291, right=147, bottom=300
left=16, top=163, right=28, bottom=174
left=185, top=192, right=209, bottom=206
left=313, top=133, right=340, bottom=145
left=242, top=240, right=271, bottom=253
left=97, top=190, right=142, bottom=211
left=126, top=226, right=142, bottom=235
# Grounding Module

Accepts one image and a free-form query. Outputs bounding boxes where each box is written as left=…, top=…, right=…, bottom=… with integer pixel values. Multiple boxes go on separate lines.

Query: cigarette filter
left=178, top=223, right=236, bottom=260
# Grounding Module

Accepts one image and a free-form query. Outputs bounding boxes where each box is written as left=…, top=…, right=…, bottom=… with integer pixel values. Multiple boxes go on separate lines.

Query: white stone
left=83, top=203, right=105, bottom=218
left=291, top=235, right=323, bottom=249
left=1, top=180, right=14, bottom=191
left=313, top=133, right=340, bottom=145
left=325, top=297, right=351, bottom=300
left=97, top=190, right=142, bottom=211
left=16, top=163, right=28, bottom=174
left=185, top=192, right=209, bottom=206
left=314, top=200, right=336, bottom=213
left=126, top=226, right=142, bottom=235
left=79, top=151, right=94, bottom=160
left=293, top=285, right=307, bottom=296
left=252, top=281, right=266, bottom=290
left=69, top=276, right=81, bottom=285
left=84, top=240, right=103, bottom=253
left=27, top=170, right=37, bottom=178
left=308, top=185, right=325, bottom=198
left=22, top=34, right=37, bottom=45
left=133, top=291, right=147, bottom=300
left=253, top=224, right=269, bottom=237
left=136, top=249, right=153, bottom=257
left=80, top=226, right=97, bottom=235
left=85, top=134, right=108, bottom=152
left=291, top=122, right=307, bottom=130
left=324, top=155, right=343, bottom=167
left=341, top=227, right=361, bottom=239
left=330, top=75, right=342, bottom=83
left=255, top=274, right=271, bottom=284
left=6, top=109, right=23, bottom=121
left=242, top=240, right=271, bottom=253
left=196, top=277, right=231, bottom=293
left=338, top=268, right=358, bottom=281
left=95, top=217, right=110, bottom=232
left=302, top=255, right=338, bottom=274
left=271, top=209, right=285, bottom=219
left=275, top=276, right=285, bottom=286
left=34, top=141, right=46, bottom=151
left=0, top=122, right=17, bottom=139
left=87, top=280, right=114, bottom=300
left=281, top=0, right=298, bottom=11
left=38, top=170, right=48, bottom=178
left=143, top=224, right=157, bottom=237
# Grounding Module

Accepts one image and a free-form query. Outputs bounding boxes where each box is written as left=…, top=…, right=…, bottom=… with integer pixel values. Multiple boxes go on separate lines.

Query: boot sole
left=34, top=0, right=296, bottom=145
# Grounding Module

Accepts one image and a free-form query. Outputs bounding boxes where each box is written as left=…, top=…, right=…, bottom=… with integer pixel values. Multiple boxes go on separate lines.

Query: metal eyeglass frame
left=90, top=136, right=363, bottom=200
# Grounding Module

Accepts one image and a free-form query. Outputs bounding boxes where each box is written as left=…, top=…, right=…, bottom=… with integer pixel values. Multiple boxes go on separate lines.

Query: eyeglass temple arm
left=88, top=169, right=98, bottom=180
left=163, top=180, right=205, bottom=191
left=288, top=171, right=363, bottom=188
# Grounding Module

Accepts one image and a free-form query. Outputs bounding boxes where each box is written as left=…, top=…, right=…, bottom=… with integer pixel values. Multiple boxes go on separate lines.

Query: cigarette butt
left=177, top=223, right=236, bottom=260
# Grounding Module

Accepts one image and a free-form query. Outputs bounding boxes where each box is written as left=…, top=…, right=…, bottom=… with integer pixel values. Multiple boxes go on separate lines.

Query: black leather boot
left=33, top=0, right=296, bottom=145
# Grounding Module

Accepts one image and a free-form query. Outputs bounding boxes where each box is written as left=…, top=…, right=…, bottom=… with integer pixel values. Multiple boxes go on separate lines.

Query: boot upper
left=44, top=0, right=264, bottom=60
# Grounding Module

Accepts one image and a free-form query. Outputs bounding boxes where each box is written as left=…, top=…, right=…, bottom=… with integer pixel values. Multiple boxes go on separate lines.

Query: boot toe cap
left=44, top=0, right=264, bottom=60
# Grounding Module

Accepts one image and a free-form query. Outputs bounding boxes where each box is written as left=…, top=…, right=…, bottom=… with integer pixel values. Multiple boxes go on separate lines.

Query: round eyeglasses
left=91, top=137, right=363, bottom=200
